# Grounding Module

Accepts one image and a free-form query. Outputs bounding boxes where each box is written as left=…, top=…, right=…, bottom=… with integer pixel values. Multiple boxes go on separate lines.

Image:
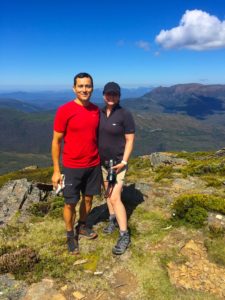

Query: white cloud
left=155, top=9, right=225, bottom=50
left=135, top=40, right=150, bottom=51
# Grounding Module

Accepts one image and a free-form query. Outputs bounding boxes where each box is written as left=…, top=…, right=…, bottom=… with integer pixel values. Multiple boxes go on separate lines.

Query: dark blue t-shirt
left=98, top=104, right=135, bottom=164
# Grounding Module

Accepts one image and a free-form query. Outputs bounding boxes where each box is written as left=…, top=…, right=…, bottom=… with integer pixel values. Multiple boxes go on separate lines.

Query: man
left=51, top=72, right=101, bottom=254
left=99, top=82, right=135, bottom=255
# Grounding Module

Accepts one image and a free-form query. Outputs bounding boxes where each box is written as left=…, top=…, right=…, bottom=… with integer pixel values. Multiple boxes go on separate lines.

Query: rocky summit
left=0, top=151, right=225, bottom=299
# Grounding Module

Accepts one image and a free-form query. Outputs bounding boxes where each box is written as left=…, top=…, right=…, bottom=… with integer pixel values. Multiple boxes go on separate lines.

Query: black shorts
left=62, top=165, right=102, bottom=204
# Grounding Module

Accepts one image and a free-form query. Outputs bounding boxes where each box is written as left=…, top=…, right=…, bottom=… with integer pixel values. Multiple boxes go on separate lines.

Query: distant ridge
left=124, top=83, right=225, bottom=119
left=0, top=98, right=42, bottom=112
left=0, top=87, right=152, bottom=109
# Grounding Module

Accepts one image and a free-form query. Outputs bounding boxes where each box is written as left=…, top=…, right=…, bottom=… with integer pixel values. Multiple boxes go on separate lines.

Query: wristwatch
left=121, top=160, right=128, bottom=165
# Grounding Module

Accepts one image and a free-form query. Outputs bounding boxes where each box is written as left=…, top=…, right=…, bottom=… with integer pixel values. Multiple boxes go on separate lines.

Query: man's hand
left=52, top=171, right=62, bottom=189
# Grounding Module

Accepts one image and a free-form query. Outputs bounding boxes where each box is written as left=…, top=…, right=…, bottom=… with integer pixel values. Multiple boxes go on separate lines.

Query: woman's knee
left=109, top=195, right=121, bottom=206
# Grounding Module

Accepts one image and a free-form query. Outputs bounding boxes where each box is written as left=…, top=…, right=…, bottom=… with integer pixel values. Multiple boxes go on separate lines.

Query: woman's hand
left=112, top=162, right=126, bottom=174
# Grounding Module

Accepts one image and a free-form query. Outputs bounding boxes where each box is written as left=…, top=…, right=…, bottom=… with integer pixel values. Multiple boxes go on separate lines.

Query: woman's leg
left=109, top=182, right=127, bottom=231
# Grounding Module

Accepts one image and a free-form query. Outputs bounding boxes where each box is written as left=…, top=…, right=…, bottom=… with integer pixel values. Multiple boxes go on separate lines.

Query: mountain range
left=123, top=83, right=225, bottom=119
left=1, top=83, right=225, bottom=174
left=0, top=86, right=151, bottom=110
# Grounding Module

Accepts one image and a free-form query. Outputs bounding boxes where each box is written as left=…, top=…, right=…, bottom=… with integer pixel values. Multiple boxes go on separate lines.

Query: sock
left=109, top=214, right=116, bottom=222
left=78, top=220, right=86, bottom=227
left=66, top=230, right=74, bottom=238
left=120, top=230, right=128, bottom=236
left=78, top=220, right=86, bottom=225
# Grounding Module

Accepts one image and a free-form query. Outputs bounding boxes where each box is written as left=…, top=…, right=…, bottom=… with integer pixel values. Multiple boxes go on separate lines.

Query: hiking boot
left=112, top=232, right=130, bottom=255
left=76, top=224, right=98, bottom=239
left=67, top=236, right=79, bottom=254
left=103, top=219, right=118, bottom=234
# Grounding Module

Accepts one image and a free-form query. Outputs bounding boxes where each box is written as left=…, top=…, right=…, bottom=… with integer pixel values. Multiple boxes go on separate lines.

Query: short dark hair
left=73, top=72, right=93, bottom=87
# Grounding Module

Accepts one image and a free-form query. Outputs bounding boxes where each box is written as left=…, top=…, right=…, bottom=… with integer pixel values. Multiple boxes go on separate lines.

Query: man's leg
left=76, top=165, right=101, bottom=239
left=64, top=203, right=79, bottom=254
left=64, top=203, right=76, bottom=231
left=79, top=194, right=93, bottom=222
left=76, top=195, right=98, bottom=239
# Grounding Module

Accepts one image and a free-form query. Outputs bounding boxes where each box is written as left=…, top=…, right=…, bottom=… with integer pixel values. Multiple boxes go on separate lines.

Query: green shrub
left=182, top=159, right=225, bottom=177
left=172, top=194, right=225, bottom=216
left=184, top=205, right=208, bottom=227
left=28, top=201, right=51, bottom=217
left=154, top=166, right=174, bottom=182
left=175, top=151, right=211, bottom=160
left=29, top=196, right=64, bottom=218
left=202, top=175, right=224, bottom=187
left=172, top=194, right=225, bottom=226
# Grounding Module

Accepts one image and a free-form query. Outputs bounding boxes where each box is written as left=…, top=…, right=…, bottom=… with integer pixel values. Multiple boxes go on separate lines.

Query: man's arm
left=51, top=130, right=64, bottom=188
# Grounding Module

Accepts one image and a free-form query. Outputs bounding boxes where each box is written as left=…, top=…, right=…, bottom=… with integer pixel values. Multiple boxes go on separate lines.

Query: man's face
left=104, top=92, right=120, bottom=106
left=73, top=77, right=93, bottom=103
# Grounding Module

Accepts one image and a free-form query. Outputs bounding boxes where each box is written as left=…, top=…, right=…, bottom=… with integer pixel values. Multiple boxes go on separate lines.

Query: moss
left=0, top=244, right=14, bottom=256
left=129, top=208, right=172, bottom=248
left=175, top=151, right=212, bottom=160
left=202, top=175, right=225, bottom=187
left=0, top=166, right=53, bottom=188
left=154, top=165, right=174, bottom=182
left=82, top=254, right=99, bottom=272
left=182, top=158, right=225, bottom=177
left=126, top=156, right=152, bottom=180
left=205, top=238, right=225, bottom=266
left=30, top=255, right=76, bottom=281
left=1, top=223, right=29, bottom=239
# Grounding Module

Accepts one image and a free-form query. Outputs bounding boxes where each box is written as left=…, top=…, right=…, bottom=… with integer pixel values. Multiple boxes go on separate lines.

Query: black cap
left=103, top=82, right=121, bottom=95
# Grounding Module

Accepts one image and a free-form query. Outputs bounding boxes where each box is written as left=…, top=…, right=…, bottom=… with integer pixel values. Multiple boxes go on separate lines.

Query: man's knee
left=83, top=195, right=93, bottom=204
left=64, top=203, right=76, bottom=210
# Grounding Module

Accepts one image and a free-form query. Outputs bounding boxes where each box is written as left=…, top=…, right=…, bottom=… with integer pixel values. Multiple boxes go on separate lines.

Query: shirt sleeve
left=53, top=106, right=68, bottom=133
left=123, top=109, right=135, bottom=134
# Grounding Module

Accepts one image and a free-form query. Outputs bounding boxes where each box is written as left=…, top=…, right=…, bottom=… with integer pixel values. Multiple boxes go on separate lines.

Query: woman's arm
left=112, top=133, right=135, bottom=173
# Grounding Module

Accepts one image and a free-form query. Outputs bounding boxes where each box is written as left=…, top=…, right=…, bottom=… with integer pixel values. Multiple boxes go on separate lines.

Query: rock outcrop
left=0, top=179, right=52, bottom=226
left=167, top=240, right=225, bottom=299
left=149, top=152, right=188, bottom=168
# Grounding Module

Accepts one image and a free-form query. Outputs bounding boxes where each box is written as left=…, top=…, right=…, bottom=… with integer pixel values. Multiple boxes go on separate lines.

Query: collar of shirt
left=101, top=103, right=121, bottom=114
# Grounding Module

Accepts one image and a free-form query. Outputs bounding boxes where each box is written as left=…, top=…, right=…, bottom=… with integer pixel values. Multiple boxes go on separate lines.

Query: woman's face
left=104, top=92, right=120, bottom=107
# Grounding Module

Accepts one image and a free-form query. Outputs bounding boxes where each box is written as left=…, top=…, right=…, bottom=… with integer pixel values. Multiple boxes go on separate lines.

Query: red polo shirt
left=54, top=101, right=100, bottom=168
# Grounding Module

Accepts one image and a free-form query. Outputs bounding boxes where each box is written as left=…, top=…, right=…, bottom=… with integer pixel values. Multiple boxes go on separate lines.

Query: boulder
left=150, top=152, right=188, bottom=168
left=0, top=179, right=52, bottom=226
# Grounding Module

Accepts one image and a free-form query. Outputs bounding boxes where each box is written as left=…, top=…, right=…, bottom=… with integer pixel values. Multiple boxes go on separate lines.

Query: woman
left=98, top=82, right=135, bottom=255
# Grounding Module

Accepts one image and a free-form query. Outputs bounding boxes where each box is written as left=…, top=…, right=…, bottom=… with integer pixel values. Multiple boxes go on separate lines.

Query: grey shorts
left=63, top=165, right=102, bottom=204
left=101, top=165, right=127, bottom=184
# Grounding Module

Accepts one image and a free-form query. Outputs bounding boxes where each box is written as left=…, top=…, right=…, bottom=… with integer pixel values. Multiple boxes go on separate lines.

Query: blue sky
left=1, top=0, right=225, bottom=91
